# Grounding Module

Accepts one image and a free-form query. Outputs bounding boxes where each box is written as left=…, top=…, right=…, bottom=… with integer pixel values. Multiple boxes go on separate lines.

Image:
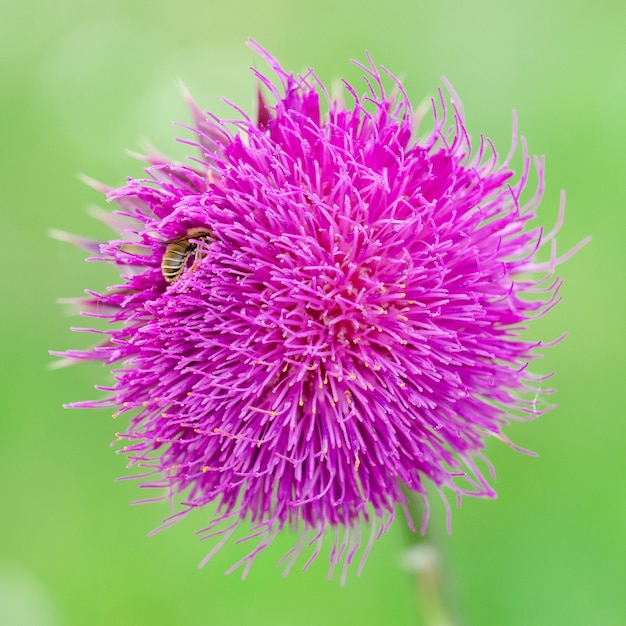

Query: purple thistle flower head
left=55, top=40, right=584, bottom=581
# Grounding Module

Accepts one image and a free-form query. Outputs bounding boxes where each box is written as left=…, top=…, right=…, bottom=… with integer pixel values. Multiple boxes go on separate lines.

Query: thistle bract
left=57, top=41, right=575, bottom=581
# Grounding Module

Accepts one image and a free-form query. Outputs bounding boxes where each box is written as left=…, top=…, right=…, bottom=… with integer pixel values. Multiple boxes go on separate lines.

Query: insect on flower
left=160, top=227, right=213, bottom=283
left=53, top=39, right=588, bottom=584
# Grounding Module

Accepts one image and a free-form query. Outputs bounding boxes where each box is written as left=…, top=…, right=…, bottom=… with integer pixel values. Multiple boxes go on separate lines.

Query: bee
left=161, top=227, right=213, bottom=283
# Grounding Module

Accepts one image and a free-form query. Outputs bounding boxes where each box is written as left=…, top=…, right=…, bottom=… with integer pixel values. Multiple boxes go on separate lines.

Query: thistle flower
left=55, top=41, right=582, bottom=581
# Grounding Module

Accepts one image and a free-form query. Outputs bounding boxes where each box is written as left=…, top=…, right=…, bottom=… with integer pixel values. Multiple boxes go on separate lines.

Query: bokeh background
left=2, top=0, right=624, bottom=624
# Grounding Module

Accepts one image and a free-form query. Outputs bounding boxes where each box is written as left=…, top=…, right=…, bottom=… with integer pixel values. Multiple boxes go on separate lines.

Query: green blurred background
left=2, top=0, right=624, bottom=624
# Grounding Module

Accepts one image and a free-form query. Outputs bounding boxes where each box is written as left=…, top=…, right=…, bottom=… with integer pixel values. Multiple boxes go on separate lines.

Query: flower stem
left=401, top=493, right=459, bottom=626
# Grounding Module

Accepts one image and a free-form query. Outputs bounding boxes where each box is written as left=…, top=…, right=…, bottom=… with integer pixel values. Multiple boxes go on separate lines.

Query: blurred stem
left=401, top=492, right=458, bottom=626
